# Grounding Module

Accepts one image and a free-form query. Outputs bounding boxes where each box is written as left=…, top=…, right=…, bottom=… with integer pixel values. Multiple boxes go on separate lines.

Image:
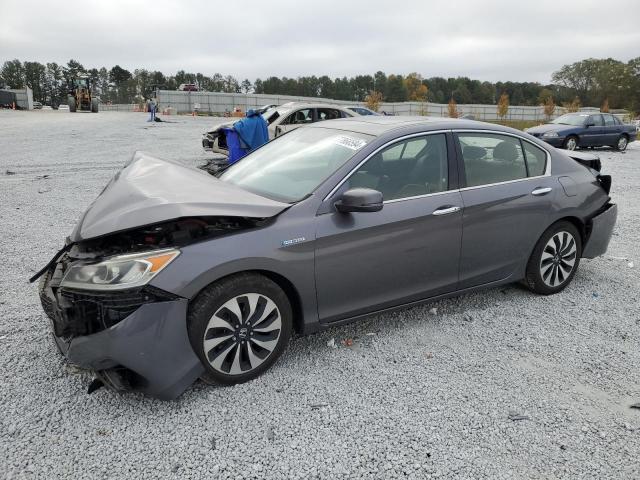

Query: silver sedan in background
left=202, top=102, right=360, bottom=156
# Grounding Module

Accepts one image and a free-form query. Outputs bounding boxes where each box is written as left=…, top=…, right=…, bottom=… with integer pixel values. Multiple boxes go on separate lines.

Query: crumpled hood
left=71, top=151, right=289, bottom=241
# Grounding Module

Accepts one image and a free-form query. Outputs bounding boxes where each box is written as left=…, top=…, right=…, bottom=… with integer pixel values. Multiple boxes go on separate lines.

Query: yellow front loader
left=68, top=76, right=98, bottom=113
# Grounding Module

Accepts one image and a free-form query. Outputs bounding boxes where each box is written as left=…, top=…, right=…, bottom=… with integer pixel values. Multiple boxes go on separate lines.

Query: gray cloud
left=1, top=0, right=638, bottom=83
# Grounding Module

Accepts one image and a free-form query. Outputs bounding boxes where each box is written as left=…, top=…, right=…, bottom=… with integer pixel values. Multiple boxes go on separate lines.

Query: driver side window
left=348, top=134, right=449, bottom=201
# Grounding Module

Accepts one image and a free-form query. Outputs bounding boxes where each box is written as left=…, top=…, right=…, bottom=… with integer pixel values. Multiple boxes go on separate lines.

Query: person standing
left=147, top=97, right=157, bottom=122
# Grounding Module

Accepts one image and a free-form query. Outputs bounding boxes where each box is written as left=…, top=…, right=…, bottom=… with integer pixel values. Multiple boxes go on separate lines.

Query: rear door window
left=603, top=114, right=615, bottom=126
left=589, top=114, right=604, bottom=126
left=457, top=133, right=527, bottom=187
left=521, top=141, right=547, bottom=177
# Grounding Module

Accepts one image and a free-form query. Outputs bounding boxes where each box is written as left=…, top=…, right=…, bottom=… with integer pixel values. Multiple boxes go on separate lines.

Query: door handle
left=531, top=187, right=552, bottom=196
left=432, top=206, right=461, bottom=216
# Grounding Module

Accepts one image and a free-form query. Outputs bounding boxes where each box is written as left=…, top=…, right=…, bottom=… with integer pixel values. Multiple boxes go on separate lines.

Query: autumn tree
left=365, top=90, right=383, bottom=112
left=563, top=96, right=581, bottom=112
left=448, top=98, right=459, bottom=118
left=405, top=73, right=428, bottom=101
left=497, top=92, right=509, bottom=123
left=601, top=98, right=609, bottom=113
left=543, top=95, right=556, bottom=121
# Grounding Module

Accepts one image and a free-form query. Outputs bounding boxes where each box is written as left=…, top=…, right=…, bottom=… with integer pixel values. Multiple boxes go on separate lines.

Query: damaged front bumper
left=202, top=130, right=229, bottom=157
left=583, top=202, right=618, bottom=259
left=39, top=267, right=204, bottom=400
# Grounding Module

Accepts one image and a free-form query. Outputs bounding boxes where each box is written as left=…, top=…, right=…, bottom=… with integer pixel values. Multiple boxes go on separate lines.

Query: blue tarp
left=233, top=109, right=269, bottom=151
left=223, top=128, right=247, bottom=164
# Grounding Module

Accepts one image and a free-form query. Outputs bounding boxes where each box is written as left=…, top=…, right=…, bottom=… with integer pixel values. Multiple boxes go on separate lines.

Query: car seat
left=294, top=111, right=308, bottom=123
left=492, top=140, right=526, bottom=180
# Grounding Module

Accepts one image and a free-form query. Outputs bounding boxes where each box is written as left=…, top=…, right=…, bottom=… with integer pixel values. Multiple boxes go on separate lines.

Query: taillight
left=597, top=175, right=611, bottom=195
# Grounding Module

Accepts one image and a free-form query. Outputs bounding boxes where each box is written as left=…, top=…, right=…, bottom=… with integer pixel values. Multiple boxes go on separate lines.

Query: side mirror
left=335, top=188, right=383, bottom=213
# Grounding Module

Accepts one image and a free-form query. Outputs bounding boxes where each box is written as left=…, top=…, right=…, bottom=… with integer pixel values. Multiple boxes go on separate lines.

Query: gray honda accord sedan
left=34, top=116, right=617, bottom=399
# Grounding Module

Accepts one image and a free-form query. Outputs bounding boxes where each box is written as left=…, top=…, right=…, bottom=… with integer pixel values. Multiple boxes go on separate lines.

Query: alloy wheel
left=540, top=231, right=577, bottom=288
left=202, top=293, right=282, bottom=375
left=565, top=137, right=577, bottom=150
left=617, top=136, right=628, bottom=151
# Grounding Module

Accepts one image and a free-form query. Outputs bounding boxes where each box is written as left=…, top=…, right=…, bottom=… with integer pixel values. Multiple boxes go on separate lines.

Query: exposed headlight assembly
left=542, top=131, right=559, bottom=137
left=61, top=249, right=180, bottom=291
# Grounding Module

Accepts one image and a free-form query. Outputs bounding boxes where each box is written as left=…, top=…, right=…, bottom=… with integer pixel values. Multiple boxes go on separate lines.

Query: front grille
left=40, top=271, right=178, bottom=337
left=57, top=285, right=178, bottom=336
left=39, top=279, right=57, bottom=320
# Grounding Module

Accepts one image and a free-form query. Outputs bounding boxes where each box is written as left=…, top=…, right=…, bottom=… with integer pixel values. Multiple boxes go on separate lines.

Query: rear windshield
left=220, top=127, right=373, bottom=202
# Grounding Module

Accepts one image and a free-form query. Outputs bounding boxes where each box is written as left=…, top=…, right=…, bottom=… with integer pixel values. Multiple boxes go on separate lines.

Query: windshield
left=220, top=127, right=373, bottom=202
left=551, top=114, right=588, bottom=126
left=350, top=107, right=378, bottom=116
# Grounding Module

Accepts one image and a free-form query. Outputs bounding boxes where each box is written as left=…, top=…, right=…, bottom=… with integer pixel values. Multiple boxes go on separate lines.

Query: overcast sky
left=1, top=0, right=638, bottom=83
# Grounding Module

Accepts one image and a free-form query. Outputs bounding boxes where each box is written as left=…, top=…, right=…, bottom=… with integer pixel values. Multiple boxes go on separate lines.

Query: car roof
left=278, top=101, right=353, bottom=110
left=305, top=115, right=521, bottom=136
left=561, top=111, right=613, bottom=116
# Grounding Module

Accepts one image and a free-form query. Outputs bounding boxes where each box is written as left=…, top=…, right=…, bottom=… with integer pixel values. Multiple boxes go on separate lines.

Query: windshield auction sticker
left=334, top=135, right=367, bottom=150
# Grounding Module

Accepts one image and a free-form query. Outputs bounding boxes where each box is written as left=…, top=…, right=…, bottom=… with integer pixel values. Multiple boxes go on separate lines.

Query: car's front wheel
left=187, top=273, right=292, bottom=385
left=525, top=221, right=582, bottom=295
left=563, top=135, right=578, bottom=151
left=615, top=135, right=628, bottom=151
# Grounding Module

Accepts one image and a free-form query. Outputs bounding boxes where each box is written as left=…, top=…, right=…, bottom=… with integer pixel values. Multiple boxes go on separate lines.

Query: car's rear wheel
left=615, top=135, right=628, bottom=151
left=187, top=273, right=292, bottom=385
left=563, top=135, right=578, bottom=151
left=525, top=221, right=582, bottom=295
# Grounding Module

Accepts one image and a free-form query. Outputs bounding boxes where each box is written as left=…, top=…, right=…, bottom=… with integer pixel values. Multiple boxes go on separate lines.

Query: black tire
left=91, top=99, right=99, bottom=113
left=614, top=134, right=628, bottom=151
left=525, top=221, right=582, bottom=295
left=187, top=273, right=292, bottom=386
left=562, top=135, right=578, bottom=151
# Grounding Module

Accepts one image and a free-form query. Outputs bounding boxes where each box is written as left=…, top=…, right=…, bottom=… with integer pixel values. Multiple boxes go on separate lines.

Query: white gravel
left=1, top=110, right=639, bottom=479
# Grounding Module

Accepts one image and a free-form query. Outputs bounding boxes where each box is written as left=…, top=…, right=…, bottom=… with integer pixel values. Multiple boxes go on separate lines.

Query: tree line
left=1, top=57, right=638, bottom=113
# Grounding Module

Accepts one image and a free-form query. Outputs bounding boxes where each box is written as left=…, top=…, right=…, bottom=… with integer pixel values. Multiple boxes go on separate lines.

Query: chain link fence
left=104, top=91, right=631, bottom=122
left=152, top=90, right=571, bottom=121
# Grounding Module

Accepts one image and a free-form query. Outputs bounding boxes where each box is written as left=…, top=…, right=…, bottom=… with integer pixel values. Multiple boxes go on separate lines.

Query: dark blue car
left=526, top=112, right=637, bottom=151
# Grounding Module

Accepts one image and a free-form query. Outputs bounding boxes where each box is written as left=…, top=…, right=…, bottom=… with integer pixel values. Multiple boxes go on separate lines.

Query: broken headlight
left=60, top=249, right=180, bottom=291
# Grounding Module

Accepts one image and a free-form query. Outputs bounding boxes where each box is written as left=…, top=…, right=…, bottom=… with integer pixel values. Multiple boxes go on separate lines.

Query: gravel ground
left=1, top=110, right=639, bottom=479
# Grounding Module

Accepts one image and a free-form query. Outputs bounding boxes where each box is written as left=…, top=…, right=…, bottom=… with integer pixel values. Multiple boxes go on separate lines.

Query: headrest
left=493, top=141, right=518, bottom=162
left=463, top=145, right=486, bottom=161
